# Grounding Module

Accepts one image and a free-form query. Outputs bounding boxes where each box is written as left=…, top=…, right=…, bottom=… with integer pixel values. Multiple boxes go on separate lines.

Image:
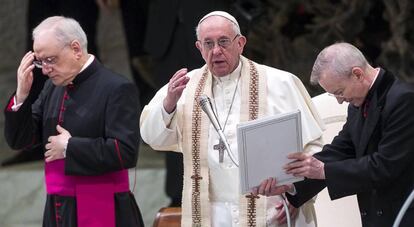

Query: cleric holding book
left=256, top=42, right=414, bottom=227
left=140, top=10, right=325, bottom=227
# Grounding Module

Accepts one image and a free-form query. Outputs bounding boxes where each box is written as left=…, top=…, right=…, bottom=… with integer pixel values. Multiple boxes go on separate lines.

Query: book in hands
left=237, top=110, right=304, bottom=194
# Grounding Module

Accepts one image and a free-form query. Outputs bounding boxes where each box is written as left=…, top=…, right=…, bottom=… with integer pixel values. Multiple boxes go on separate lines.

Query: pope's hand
left=252, top=177, right=292, bottom=196
left=163, top=68, right=190, bottom=113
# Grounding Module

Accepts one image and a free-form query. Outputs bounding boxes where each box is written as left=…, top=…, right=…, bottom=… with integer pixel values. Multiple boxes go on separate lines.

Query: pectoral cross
left=213, top=139, right=225, bottom=163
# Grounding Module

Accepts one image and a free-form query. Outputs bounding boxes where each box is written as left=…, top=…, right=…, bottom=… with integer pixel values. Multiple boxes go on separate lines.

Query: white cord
left=392, top=189, right=414, bottom=227
left=281, top=193, right=292, bottom=227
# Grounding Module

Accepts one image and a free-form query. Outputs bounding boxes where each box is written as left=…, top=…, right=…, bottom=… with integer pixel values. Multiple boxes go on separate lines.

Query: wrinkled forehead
left=33, top=31, right=64, bottom=57
left=319, top=72, right=348, bottom=91
left=198, top=16, right=235, bottom=39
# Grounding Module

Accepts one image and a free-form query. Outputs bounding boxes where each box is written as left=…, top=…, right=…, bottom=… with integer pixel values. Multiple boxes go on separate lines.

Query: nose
left=41, top=64, right=52, bottom=75
left=336, top=97, right=345, bottom=104
left=211, top=44, right=223, bottom=54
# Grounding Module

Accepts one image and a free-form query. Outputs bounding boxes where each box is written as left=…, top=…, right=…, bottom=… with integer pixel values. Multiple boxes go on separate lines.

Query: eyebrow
left=203, top=35, right=231, bottom=41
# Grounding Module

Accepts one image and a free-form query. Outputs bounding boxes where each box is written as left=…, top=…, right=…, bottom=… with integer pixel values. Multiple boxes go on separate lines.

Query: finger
left=45, top=156, right=53, bottom=163
left=45, top=143, right=51, bottom=150
left=18, top=56, right=35, bottom=77
left=274, top=201, right=283, bottom=209
left=264, top=177, right=273, bottom=196
left=44, top=150, right=51, bottom=157
left=21, top=52, right=36, bottom=71
left=23, top=64, right=36, bottom=75
left=271, top=178, right=277, bottom=188
left=284, top=161, right=304, bottom=171
left=287, top=152, right=308, bottom=160
left=286, top=166, right=309, bottom=176
left=270, top=185, right=290, bottom=195
left=169, top=68, right=187, bottom=86
left=56, top=124, right=66, bottom=134
left=251, top=186, right=259, bottom=195
left=175, top=74, right=190, bottom=87
left=170, top=69, right=189, bottom=89
left=290, top=207, right=298, bottom=219
left=278, top=215, right=287, bottom=225
left=21, top=51, right=34, bottom=64
left=276, top=207, right=285, bottom=219
left=258, top=179, right=269, bottom=195
left=171, top=68, right=188, bottom=80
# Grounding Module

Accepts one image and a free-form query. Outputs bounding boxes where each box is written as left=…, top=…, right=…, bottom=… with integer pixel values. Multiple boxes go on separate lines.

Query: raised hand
left=16, top=51, right=36, bottom=104
left=163, top=68, right=190, bottom=113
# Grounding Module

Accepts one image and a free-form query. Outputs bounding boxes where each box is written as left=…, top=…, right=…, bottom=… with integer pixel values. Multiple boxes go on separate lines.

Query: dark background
left=0, top=0, right=413, bottom=172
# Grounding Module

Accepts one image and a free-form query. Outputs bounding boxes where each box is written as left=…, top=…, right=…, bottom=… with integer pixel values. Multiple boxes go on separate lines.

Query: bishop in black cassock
left=4, top=16, right=143, bottom=227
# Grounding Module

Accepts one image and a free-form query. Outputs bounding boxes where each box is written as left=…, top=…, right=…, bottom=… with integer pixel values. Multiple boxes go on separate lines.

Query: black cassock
left=4, top=59, right=144, bottom=227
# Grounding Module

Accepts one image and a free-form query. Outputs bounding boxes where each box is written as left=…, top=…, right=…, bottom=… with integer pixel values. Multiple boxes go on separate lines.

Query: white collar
left=79, top=54, right=95, bottom=73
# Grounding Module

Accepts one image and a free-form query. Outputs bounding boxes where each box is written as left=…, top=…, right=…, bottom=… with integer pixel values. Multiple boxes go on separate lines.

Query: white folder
left=237, top=110, right=304, bottom=194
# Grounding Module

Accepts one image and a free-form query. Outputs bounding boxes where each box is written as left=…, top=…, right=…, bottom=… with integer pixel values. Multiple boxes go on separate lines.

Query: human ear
left=351, top=67, right=364, bottom=80
left=195, top=40, right=202, bottom=52
left=70, top=40, right=83, bottom=59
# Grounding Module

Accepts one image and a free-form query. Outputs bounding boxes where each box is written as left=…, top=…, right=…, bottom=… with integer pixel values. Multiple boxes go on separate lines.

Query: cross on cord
left=213, top=139, right=226, bottom=163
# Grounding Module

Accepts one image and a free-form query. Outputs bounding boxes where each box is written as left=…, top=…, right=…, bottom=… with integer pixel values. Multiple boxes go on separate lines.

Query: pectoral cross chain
left=213, top=140, right=226, bottom=163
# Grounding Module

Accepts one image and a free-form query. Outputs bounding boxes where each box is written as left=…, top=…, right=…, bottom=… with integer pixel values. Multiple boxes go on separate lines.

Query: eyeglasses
left=33, top=56, right=58, bottom=69
left=32, top=43, right=69, bottom=69
left=200, top=34, right=240, bottom=51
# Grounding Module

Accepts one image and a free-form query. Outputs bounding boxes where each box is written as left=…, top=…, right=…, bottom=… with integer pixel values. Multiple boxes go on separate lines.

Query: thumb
left=56, top=124, right=66, bottom=134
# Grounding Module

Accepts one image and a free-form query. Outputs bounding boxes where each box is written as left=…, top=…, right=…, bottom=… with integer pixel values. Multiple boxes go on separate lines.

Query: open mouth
left=212, top=60, right=227, bottom=66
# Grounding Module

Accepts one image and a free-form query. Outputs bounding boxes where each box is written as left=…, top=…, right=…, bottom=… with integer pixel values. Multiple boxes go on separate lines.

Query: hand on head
left=16, top=51, right=36, bottom=104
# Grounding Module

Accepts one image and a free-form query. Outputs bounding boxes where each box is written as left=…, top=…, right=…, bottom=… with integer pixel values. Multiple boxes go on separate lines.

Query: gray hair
left=310, top=42, right=368, bottom=85
left=195, top=13, right=241, bottom=40
left=32, top=16, right=88, bottom=53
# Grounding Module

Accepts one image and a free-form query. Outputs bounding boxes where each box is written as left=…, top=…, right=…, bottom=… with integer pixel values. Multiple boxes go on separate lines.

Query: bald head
left=310, top=42, right=368, bottom=85
left=33, top=16, right=88, bottom=53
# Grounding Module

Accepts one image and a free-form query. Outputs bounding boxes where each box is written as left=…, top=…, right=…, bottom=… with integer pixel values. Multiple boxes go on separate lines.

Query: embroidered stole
left=179, top=56, right=268, bottom=226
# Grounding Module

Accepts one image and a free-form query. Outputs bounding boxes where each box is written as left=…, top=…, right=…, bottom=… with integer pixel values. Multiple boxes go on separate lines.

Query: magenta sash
left=45, top=160, right=130, bottom=227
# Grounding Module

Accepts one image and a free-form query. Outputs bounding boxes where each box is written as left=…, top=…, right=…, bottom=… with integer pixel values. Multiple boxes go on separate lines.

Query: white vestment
left=140, top=56, right=324, bottom=227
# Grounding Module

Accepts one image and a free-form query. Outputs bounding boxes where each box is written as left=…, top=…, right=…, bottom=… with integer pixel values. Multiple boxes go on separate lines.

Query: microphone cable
left=281, top=193, right=292, bottom=227
left=392, top=188, right=414, bottom=227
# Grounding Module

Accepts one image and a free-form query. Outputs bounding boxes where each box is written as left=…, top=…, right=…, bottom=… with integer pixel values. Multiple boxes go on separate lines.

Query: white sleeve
left=11, top=96, right=23, bottom=111
left=140, top=85, right=180, bottom=151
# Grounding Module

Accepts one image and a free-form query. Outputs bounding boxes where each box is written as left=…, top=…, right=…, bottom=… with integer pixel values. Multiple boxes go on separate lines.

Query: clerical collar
left=363, top=67, right=383, bottom=104
left=70, top=55, right=100, bottom=86
left=212, top=61, right=242, bottom=84
left=369, top=67, right=380, bottom=89
left=79, top=54, right=95, bottom=73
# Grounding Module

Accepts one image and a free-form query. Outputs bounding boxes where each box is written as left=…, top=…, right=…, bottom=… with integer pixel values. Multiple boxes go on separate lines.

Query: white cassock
left=140, top=56, right=325, bottom=227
